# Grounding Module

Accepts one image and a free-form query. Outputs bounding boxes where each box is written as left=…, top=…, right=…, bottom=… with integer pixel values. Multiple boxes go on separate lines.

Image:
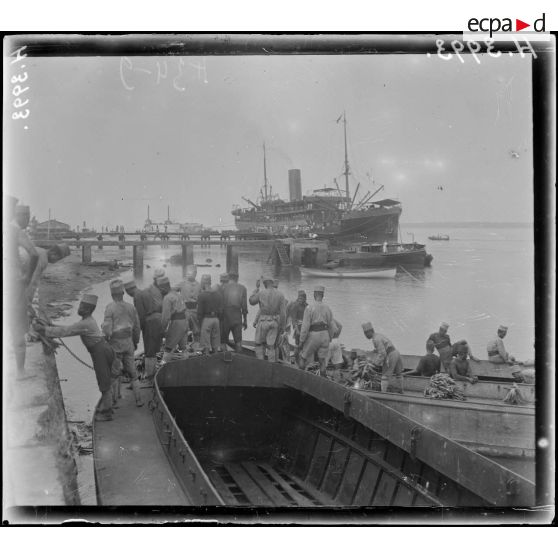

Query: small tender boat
left=300, top=266, right=397, bottom=279
left=328, top=242, right=433, bottom=268
left=428, top=234, right=450, bottom=241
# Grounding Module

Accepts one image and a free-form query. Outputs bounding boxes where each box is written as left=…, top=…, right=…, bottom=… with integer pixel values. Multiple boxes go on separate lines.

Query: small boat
left=300, top=266, right=397, bottom=279
left=328, top=242, right=433, bottom=268
left=428, top=234, right=450, bottom=241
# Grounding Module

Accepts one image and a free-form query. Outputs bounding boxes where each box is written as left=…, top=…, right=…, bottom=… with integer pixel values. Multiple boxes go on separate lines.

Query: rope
left=399, top=265, right=421, bottom=282
left=56, top=338, right=95, bottom=370
left=34, top=307, right=95, bottom=370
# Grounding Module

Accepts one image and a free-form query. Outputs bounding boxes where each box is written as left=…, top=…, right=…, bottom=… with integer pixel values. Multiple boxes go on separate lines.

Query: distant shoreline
left=401, top=222, right=533, bottom=229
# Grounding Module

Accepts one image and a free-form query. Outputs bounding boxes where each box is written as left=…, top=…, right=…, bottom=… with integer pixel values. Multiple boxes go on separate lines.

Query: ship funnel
left=288, top=169, right=302, bottom=202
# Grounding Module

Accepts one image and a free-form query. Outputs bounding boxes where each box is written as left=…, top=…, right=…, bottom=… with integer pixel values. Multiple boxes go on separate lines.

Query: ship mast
left=263, top=142, right=269, bottom=202
left=342, top=111, right=350, bottom=200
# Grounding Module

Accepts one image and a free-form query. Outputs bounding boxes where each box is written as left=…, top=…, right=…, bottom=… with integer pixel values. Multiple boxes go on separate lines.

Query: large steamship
left=232, top=113, right=402, bottom=243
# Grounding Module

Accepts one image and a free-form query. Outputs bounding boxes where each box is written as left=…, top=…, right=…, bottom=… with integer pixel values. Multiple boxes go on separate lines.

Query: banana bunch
left=350, top=357, right=382, bottom=391
left=502, top=384, right=528, bottom=405
left=424, top=373, right=466, bottom=401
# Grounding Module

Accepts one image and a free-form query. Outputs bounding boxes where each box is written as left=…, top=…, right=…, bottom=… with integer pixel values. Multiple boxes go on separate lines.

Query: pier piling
left=82, top=244, right=92, bottom=264
left=226, top=245, right=239, bottom=275
left=133, top=244, right=144, bottom=274
left=182, top=243, right=194, bottom=272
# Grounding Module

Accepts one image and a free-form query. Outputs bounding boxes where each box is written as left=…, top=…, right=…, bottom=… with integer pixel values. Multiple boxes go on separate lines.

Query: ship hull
left=338, top=206, right=401, bottom=242
left=234, top=206, right=402, bottom=241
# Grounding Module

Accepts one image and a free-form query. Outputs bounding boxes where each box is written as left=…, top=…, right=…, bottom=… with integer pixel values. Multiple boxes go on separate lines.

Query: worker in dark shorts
left=415, top=339, right=441, bottom=377
left=36, top=294, right=120, bottom=421
left=221, top=271, right=248, bottom=352
left=135, top=268, right=165, bottom=382
left=197, top=275, right=223, bottom=354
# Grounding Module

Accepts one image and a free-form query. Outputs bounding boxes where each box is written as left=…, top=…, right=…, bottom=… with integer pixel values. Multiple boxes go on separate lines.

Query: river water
left=52, top=223, right=534, bottom=501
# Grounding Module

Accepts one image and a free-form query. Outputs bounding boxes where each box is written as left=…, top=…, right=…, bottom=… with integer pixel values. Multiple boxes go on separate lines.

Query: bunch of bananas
left=424, top=373, right=466, bottom=400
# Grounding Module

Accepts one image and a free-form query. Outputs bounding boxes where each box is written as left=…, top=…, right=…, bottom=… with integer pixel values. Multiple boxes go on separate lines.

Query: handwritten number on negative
left=435, top=39, right=452, bottom=61
left=11, top=72, right=28, bottom=84
left=13, top=109, right=30, bottom=120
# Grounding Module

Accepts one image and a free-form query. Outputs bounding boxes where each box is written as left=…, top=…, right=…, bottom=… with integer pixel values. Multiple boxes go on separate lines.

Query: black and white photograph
left=2, top=32, right=555, bottom=525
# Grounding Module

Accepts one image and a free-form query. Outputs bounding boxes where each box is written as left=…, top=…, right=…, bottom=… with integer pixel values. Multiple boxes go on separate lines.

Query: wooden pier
left=34, top=238, right=271, bottom=275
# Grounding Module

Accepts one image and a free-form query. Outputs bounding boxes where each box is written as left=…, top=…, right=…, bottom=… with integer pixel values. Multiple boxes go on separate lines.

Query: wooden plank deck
left=94, top=387, right=189, bottom=506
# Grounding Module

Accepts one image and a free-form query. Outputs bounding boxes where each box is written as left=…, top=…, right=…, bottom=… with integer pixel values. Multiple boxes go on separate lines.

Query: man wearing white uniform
left=487, top=325, right=515, bottom=364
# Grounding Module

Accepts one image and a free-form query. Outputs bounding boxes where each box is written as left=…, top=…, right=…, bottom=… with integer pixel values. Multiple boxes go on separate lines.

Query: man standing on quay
left=102, top=279, right=143, bottom=407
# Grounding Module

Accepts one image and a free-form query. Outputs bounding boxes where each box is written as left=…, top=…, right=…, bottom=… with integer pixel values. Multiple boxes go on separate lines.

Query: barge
left=94, top=353, right=535, bottom=507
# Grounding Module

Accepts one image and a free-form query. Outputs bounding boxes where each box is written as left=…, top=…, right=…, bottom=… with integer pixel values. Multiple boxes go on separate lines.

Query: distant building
left=35, top=219, right=71, bottom=233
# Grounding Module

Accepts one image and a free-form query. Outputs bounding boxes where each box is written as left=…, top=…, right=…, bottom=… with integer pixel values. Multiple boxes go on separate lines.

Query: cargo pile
left=350, top=357, right=383, bottom=391
left=502, top=383, right=529, bottom=405
left=424, top=373, right=466, bottom=400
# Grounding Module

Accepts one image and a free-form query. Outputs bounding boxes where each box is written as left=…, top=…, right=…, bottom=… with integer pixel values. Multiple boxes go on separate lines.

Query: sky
left=5, top=49, right=534, bottom=230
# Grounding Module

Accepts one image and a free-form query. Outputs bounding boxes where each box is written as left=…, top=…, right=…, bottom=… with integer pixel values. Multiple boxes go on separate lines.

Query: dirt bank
left=39, top=252, right=121, bottom=319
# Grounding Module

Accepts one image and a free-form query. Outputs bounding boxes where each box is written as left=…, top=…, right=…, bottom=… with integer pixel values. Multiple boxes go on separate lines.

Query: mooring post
left=133, top=244, right=144, bottom=274
left=82, top=244, right=92, bottom=264
left=226, top=245, right=239, bottom=275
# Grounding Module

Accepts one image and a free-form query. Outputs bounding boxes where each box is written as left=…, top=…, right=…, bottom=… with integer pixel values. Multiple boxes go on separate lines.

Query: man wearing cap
left=135, top=268, right=165, bottom=381
left=102, top=279, right=143, bottom=406
left=361, top=322, right=404, bottom=393
left=487, top=326, right=515, bottom=364
left=197, top=275, right=223, bottom=353
left=249, top=277, right=286, bottom=361
left=221, top=271, right=248, bottom=352
left=124, top=279, right=141, bottom=308
left=286, top=290, right=308, bottom=350
left=36, top=294, right=119, bottom=420
left=159, top=276, right=189, bottom=362
left=414, top=339, right=441, bottom=377
left=427, top=322, right=452, bottom=373
left=298, top=286, right=335, bottom=376
left=8, top=203, right=39, bottom=379
left=449, top=346, right=478, bottom=384
left=176, top=265, right=201, bottom=348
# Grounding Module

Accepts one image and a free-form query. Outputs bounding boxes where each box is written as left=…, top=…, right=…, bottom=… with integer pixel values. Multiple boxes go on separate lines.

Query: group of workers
left=414, top=322, right=516, bottom=384
left=7, top=194, right=521, bottom=418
